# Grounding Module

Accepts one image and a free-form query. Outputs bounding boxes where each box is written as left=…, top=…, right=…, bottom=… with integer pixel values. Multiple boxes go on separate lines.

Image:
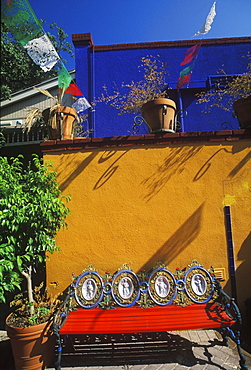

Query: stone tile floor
left=1, top=329, right=250, bottom=370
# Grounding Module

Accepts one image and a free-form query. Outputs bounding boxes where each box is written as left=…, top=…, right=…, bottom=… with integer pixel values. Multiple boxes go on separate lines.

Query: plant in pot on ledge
left=196, top=54, right=251, bottom=129
left=24, top=88, right=79, bottom=140
left=95, top=55, right=177, bottom=133
left=0, top=154, right=71, bottom=370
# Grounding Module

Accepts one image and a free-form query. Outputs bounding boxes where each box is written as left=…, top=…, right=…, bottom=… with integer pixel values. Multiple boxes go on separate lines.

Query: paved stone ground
left=1, top=329, right=250, bottom=370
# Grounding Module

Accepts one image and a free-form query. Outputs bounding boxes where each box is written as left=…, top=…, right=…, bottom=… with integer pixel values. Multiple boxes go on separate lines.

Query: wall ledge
left=40, top=129, right=251, bottom=152
left=72, top=34, right=251, bottom=51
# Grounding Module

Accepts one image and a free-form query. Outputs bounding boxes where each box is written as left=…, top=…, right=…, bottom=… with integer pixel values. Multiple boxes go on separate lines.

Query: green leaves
left=0, top=154, right=70, bottom=303
left=0, top=20, right=74, bottom=100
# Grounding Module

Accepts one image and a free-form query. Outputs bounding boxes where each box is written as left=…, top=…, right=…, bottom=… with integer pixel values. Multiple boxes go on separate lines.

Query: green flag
left=58, top=63, right=72, bottom=91
left=1, top=0, right=43, bottom=46
left=179, top=65, right=194, bottom=78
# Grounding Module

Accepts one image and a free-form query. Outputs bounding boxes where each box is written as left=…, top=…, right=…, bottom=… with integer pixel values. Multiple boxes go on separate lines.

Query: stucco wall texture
left=43, top=133, right=251, bottom=316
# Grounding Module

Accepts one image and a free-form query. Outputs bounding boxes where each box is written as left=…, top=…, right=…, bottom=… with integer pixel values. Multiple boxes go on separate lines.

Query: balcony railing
left=0, top=128, right=47, bottom=146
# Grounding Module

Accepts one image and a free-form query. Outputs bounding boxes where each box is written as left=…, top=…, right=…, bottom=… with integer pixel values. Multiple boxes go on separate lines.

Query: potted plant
left=23, top=88, right=79, bottom=140
left=5, top=285, right=61, bottom=370
left=0, top=154, right=71, bottom=370
left=196, top=54, right=251, bottom=129
left=96, top=55, right=177, bottom=133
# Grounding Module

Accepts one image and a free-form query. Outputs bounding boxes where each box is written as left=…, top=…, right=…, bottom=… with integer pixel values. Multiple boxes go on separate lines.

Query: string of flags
left=1, top=0, right=217, bottom=109
left=177, top=1, right=217, bottom=90
left=176, top=42, right=202, bottom=90
left=1, top=0, right=89, bottom=111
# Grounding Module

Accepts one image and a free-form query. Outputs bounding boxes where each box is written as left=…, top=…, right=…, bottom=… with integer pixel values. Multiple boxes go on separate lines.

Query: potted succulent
left=96, top=55, right=177, bottom=133
left=196, top=54, right=251, bottom=129
left=24, top=88, right=79, bottom=140
left=0, top=154, right=70, bottom=370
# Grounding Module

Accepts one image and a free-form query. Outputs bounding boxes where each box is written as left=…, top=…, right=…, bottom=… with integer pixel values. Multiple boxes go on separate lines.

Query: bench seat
left=59, top=303, right=235, bottom=335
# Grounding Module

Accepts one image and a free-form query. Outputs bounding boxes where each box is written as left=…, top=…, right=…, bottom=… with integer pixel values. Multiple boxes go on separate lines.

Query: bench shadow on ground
left=57, top=332, right=228, bottom=369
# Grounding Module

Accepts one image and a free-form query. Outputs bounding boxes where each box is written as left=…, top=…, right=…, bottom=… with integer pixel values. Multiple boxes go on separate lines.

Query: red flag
left=64, top=83, right=83, bottom=96
left=180, top=43, right=201, bottom=66
left=176, top=73, right=192, bottom=90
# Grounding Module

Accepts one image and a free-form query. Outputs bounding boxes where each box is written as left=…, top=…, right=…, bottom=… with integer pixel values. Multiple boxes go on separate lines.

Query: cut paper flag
left=193, top=1, right=216, bottom=37
left=72, top=97, right=91, bottom=114
left=180, top=42, right=201, bottom=66
left=1, top=0, right=43, bottom=45
left=177, top=63, right=195, bottom=90
left=23, top=34, right=60, bottom=72
left=58, top=64, right=72, bottom=92
left=177, top=74, right=192, bottom=90
left=64, top=83, right=83, bottom=96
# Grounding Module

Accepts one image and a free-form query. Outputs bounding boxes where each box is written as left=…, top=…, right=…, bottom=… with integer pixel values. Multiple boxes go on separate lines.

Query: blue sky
left=30, top=0, right=251, bottom=70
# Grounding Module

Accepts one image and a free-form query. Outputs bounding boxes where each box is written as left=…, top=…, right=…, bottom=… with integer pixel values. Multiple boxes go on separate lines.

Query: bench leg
left=52, top=323, right=62, bottom=370
left=218, top=328, right=228, bottom=346
left=219, top=327, right=248, bottom=370
left=54, top=346, right=62, bottom=370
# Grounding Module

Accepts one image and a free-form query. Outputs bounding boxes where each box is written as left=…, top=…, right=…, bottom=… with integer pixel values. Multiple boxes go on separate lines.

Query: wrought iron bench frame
left=53, top=260, right=247, bottom=370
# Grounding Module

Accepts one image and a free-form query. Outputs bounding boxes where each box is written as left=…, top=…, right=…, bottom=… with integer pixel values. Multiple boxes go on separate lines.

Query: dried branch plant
left=95, top=55, right=170, bottom=115
left=23, top=87, right=62, bottom=132
left=8, top=283, right=62, bottom=328
left=196, top=53, right=251, bottom=112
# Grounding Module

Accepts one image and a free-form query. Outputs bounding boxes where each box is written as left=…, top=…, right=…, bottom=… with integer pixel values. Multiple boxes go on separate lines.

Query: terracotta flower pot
left=233, top=95, right=251, bottom=129
left=6, top=314, right=55, bottom=370
left=141, top=98, right=177, bottom=133
left=43, top=106, right=78, bottom=140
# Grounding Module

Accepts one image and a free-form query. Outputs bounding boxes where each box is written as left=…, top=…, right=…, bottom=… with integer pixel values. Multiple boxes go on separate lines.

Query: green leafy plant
left=0, top=154, right=70, bottom=324
left=95, top=55, right=170, bottom=115
left=196, top=54, right=251, bottom=112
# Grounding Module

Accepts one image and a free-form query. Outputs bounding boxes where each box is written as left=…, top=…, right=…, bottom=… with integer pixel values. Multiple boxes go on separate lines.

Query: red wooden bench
left=53, top=261, right=247, bottom=369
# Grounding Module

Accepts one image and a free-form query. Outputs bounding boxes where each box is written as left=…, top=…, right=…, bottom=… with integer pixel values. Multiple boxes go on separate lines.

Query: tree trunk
left=21, top=266, right=34, bottom=316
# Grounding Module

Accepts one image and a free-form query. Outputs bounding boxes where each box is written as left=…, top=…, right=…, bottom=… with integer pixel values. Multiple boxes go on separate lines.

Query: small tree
left=0, top=154, right=70, bottom=313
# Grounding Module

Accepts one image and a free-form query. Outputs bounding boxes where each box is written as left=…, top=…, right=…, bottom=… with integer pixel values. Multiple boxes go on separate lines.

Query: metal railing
left=0, top=128, right=47, bottom=146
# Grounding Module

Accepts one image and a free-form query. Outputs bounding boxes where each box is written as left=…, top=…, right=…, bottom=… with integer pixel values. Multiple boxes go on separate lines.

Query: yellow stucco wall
left=43, top=137, right=251, bottom=315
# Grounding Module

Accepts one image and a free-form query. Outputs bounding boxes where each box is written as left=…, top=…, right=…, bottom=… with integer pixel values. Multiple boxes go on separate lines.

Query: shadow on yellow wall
left=193, top=146, right=250, bottom=182
left=137, top=203, right=204, bottom=273
left=228, top=151, right=251, bottom=178
left=193, top=148, right=231, bottom=182
left=142, top=146, right=202, bottom=201
left=56, top=150, right=129, bottom=192
left=59, top=151, right=98, bottom=191
left=94, top=151, right=128, bottom=189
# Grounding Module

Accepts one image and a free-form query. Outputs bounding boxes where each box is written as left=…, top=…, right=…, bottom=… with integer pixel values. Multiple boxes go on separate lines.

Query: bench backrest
left=71, top=260, right=218, bottom=310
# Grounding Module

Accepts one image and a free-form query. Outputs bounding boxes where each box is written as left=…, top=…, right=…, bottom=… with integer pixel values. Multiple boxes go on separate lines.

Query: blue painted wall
left=73, top=35, right=250, bottom=137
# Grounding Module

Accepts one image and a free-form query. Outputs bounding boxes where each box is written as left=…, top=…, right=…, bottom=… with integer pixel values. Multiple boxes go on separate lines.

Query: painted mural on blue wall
left=73, top=34, right=250, bottom=138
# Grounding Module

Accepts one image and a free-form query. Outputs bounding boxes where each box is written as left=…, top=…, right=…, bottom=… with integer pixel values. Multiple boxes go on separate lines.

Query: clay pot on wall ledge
left=141, top=98, right=177, bottom=133
left=6, top=315, right=55, bottom=370
left=233, top=95, right=251, bottom=129
left=43, top=106, right=79, bottom=140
